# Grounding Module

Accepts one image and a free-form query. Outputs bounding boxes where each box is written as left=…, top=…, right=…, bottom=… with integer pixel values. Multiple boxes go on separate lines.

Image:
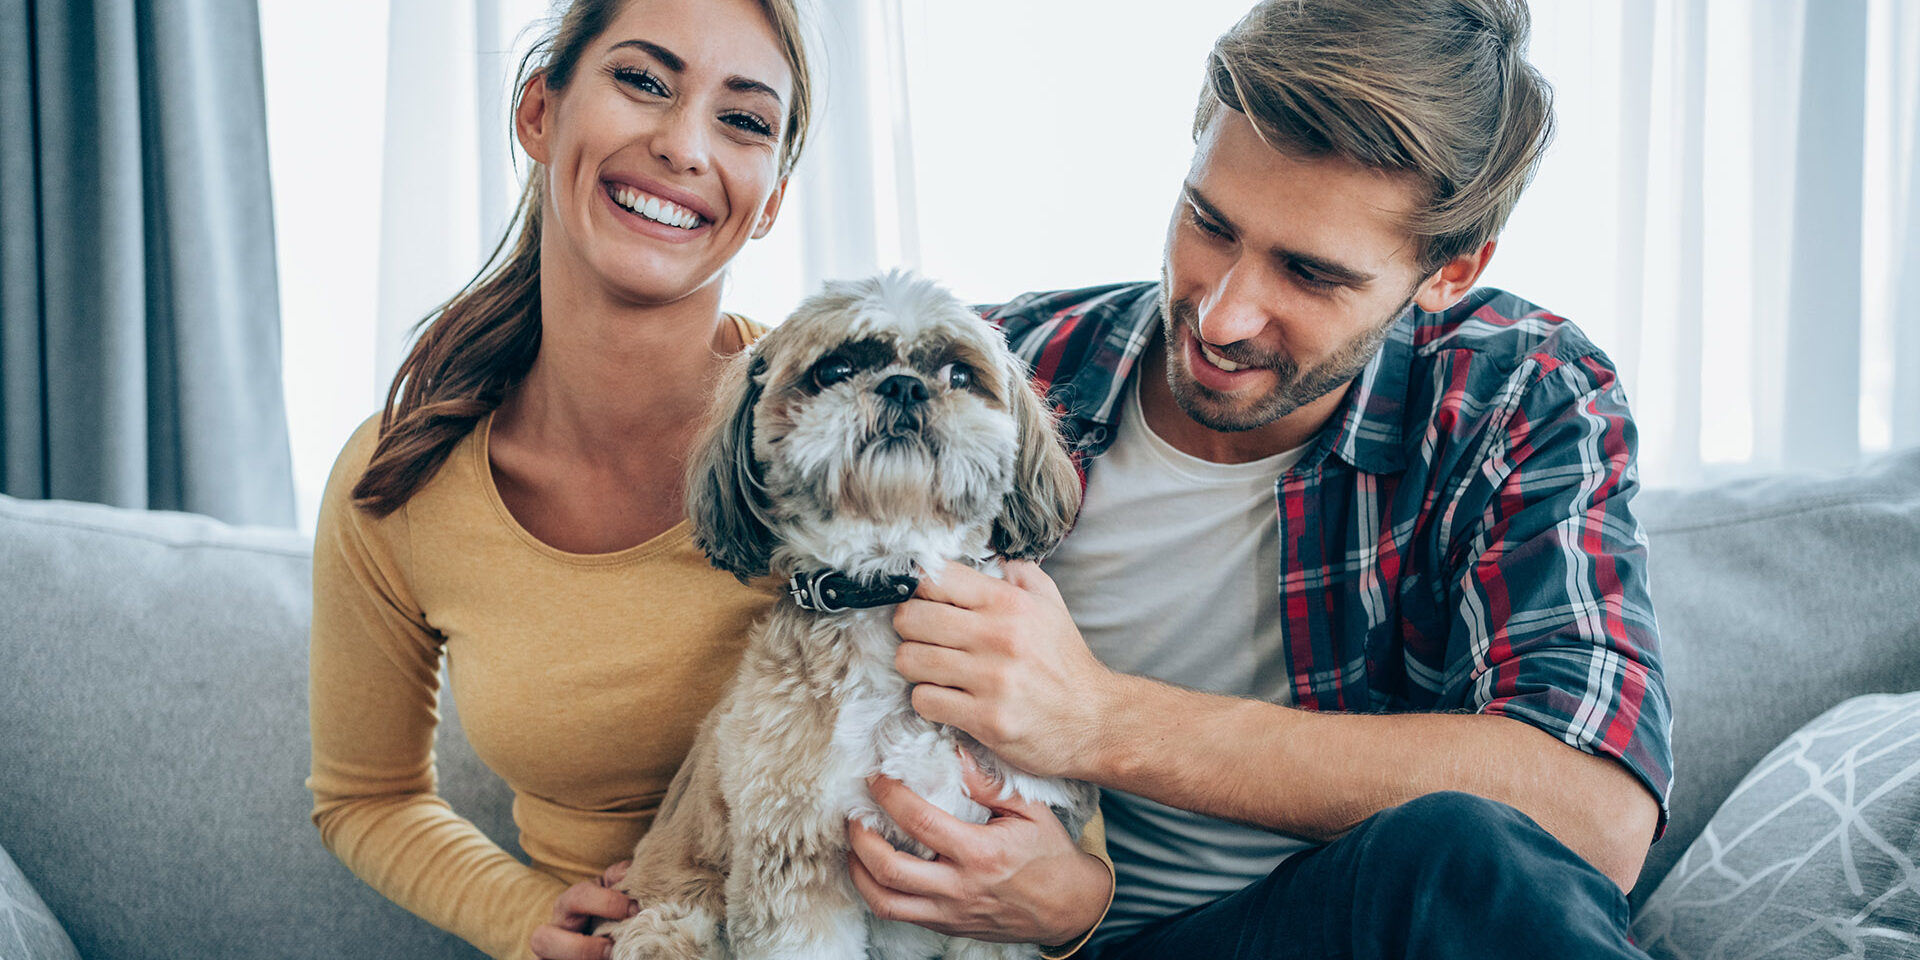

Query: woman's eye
left=612, top=66, right=668, bottom=97
left=722, top=112, right=775, bottom=138
left=937, top=363, right=972, bottom=390
left=812, top=356, right=853, bottom=388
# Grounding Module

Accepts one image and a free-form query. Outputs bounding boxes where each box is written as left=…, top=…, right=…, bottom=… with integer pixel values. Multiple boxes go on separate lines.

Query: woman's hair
left=352, top=0, right=815, bottom=517
left=1193, top=0, right=1552, bottom=273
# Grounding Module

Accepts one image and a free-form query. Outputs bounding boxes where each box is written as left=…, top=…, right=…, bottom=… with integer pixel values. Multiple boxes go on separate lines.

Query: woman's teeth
left=612, top=186, right=703, bottom=230
left=1201, top=343, right=1250, bottom=373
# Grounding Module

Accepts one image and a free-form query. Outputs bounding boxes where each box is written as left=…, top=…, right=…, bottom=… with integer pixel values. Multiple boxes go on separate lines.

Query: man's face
left=1160, top=110, right=1432, bottom=435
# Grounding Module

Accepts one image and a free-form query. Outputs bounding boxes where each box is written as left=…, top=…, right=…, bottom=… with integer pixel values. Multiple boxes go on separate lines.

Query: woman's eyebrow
left=726, top=76, right=783, bottom=108
left=610, top=39, right=683, bottom=72
left=608, top=38, right=784, bottom=108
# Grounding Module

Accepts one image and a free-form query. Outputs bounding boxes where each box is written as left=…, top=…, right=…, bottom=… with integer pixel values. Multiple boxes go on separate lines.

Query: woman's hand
left=847, top=753, right=1112, bottom=948
left=529, top=860, right=636, bottom=960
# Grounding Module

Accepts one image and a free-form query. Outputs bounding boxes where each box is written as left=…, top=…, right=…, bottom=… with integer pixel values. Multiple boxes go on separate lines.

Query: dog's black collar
left=786, top=569, right=920, bottom=613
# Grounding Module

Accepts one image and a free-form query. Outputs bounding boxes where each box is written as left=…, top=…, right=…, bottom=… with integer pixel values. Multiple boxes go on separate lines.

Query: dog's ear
left=991, top=364, right=1082, bottom=561
left=686, top=351, right=777, bottom=582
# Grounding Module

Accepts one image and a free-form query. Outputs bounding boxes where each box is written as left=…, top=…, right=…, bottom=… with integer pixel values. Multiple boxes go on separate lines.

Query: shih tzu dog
left=601, top=272, right=1098, bottom=960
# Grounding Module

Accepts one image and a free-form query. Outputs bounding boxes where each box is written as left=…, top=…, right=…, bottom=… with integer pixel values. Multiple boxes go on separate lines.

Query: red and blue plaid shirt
left=984, top=281, right=1674, bottom=828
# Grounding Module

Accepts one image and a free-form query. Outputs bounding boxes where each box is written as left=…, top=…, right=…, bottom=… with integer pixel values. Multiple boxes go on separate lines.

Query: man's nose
left=1198, top=265, right=1278, bottom=345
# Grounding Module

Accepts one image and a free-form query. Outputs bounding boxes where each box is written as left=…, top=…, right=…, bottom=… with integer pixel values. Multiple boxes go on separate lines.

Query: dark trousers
left=1086, top=791, right=1649, bottom=960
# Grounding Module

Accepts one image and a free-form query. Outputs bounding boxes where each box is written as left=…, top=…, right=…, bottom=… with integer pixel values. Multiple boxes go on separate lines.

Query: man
left=849, top=1, right=1671, bottom=957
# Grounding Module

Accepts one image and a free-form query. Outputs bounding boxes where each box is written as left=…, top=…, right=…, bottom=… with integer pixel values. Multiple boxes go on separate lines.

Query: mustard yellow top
left=307, top=322, right=1109, bottom=960
left=307, top=399, right=782, bottom=958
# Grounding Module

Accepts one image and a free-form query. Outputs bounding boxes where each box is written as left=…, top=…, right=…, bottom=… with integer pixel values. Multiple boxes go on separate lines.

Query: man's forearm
left=1082, top=673, right=1660, bottom=890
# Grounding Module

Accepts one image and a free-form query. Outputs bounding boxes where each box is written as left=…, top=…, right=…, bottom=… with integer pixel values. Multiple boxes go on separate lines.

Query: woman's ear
left=751, top=177, right=789, bottom=240
left=991, top=362, right=1082, bottom=561
left=686, top=352, right=778, bottom=581
left=515, top=72, right=553, bottom=165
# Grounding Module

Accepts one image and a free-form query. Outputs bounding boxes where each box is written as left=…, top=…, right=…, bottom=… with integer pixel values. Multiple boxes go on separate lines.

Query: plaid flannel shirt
left=984, top=281, right=1674, bottom=829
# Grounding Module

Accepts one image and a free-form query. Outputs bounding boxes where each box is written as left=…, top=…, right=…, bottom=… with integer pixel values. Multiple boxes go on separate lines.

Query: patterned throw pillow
left=0, top=842, right=82, bottom=960
left=1633, top=692, right=1920, bottom=958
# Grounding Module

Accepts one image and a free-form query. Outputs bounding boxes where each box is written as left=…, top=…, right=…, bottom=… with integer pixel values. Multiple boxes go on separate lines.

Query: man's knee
left=1355, top=790, right=1624, bottom=900
left=1327, top=793, right=1638, bottom=955
left=1354, top=791, right=1538, bottom=879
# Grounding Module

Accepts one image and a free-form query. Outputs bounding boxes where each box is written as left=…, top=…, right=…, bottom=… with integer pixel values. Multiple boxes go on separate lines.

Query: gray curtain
left=1, top=0, right=294, bottom=527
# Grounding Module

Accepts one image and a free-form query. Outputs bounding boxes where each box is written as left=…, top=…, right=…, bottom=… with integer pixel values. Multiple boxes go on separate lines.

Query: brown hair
left=352, top=0, right=815, bottom=516
left=1194, top=0, right=1553, bottom=272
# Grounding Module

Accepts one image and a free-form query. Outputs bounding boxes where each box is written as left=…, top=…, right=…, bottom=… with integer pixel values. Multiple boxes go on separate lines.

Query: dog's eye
left=938, top=362, right=973, bottom=391
left=811, top=355, right=854, bottom=389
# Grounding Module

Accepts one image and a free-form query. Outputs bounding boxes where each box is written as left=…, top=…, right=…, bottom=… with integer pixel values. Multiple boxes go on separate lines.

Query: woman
left=306, top=1, right=1110, bottom=958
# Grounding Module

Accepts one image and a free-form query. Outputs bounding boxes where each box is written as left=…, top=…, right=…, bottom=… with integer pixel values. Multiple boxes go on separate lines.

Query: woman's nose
left=651, top=104, right=712, bottom=175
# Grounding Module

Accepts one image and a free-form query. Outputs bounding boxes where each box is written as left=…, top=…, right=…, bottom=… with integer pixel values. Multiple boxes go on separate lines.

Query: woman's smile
left=600, top=176, right=715, bottom=243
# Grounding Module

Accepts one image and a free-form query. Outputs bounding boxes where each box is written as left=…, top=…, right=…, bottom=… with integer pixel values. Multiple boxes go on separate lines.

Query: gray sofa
left=3, top=449, right=1918, bottom=959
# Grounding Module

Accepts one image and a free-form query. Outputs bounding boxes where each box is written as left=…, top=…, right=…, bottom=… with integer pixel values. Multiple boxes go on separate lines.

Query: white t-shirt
left=1043, top=374, right=1315, bottom=944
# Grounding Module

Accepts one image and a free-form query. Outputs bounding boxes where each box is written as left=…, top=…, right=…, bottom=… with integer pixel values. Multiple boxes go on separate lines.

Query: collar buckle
left=787, top=570, right=848, bottom=614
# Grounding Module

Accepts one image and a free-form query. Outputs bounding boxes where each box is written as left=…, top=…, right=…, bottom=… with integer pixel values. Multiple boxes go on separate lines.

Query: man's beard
left=1157, top=284, right=1411, bottom=434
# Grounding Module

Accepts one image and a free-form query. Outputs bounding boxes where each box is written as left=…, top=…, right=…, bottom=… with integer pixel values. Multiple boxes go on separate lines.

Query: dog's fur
left=600, top=273, right=1098, bottom=960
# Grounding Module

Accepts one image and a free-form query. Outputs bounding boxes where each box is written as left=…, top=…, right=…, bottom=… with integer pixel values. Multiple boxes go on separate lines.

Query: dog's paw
left=602, top=901, right=725, bottom=960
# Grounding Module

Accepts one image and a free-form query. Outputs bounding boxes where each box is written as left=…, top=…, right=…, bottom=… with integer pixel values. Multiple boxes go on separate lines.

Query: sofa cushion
left=0, top=839, right=82, bottom=960
left=0, top=494, right=517, bottom=960
left=1631, top=692, right=1920, bottom=957
left=1630, top=447, right=1920, bottom=902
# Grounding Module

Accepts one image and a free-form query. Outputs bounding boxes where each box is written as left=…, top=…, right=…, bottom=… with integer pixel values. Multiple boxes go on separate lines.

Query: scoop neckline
left=468, top=313, right=759, bottom=567
left=473, top=411, right=694, bottom=567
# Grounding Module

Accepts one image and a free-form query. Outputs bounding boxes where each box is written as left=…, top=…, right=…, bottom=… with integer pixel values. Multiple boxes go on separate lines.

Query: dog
left=600, top=272, right=1099, bottom=960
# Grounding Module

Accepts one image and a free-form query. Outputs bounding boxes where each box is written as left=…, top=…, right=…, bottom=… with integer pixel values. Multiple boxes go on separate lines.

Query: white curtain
left=265, top=0, right=523, bottom=528
left=1412, top=0, right=1919, bottom=486
left=264, top=0, right=1920, bottom=527
left=1532, top=0, right=1916, bottom=485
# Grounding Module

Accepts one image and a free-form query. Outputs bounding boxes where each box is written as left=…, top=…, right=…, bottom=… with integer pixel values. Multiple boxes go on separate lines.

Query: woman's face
left=517, top=0, right=793, bottom=307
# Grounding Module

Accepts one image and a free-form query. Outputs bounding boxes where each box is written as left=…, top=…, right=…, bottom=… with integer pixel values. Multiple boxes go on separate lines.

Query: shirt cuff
left=1039, top=853, right=1116, bottom=960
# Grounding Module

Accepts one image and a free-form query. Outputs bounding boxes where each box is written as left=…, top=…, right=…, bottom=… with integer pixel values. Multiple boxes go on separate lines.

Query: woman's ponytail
left=351, top=169, right=546, bottom=517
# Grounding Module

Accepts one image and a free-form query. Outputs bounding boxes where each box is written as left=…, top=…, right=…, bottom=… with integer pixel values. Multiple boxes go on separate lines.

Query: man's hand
left=847, top=753, right=1111, bottom=946
left=892, top=560, right=1118, bottom=780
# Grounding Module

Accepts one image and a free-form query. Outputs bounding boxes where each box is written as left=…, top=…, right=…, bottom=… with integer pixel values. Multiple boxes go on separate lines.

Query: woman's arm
left=308, top=419, right=565, bottom=960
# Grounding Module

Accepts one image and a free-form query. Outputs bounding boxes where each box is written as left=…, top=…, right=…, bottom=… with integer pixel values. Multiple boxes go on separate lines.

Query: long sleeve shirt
left=983, top=282, right=1672, bottom=938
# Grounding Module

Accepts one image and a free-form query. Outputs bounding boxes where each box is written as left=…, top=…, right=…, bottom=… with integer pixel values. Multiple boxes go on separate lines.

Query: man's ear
left=515, top=72, right=553, bottom=165
left=1413, top=240, right=1497, bottom=313
left=750, top=177, right=789, bottom=239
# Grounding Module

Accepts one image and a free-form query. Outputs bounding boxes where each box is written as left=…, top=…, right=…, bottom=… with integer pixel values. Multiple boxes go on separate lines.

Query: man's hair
left=1194, top=0, right=1553, bottom=273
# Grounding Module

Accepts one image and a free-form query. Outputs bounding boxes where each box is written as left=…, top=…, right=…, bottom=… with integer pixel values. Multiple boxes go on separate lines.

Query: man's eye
left=1292, top=265, right=1338, bottom=291
left=812, top=356, right=853, bottom=388
left=937, top=362, right=973, bottom=390
left=1189, top=210, right=1230, bottom=240
left=612, top=66, right=668, bottom=97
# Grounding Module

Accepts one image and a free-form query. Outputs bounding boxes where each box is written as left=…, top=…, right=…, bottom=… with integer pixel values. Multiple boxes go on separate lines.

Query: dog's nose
left=875, top=374, right=930, bottom=407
